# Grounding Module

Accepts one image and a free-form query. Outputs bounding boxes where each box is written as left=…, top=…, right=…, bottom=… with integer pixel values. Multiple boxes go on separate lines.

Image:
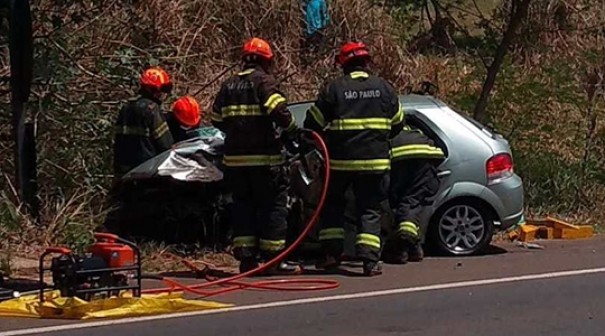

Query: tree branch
left=473, top=0, right=533, bottom=122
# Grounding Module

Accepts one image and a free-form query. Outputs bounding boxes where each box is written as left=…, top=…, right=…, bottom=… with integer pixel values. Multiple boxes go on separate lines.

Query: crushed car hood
left=122, top=127, right=226, bottom=183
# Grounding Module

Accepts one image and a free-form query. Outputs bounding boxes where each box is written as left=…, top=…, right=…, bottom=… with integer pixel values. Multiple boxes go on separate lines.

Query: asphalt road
left=2, top=237, right=605, bottom=336
left=43, top=273, right=605, bottom=336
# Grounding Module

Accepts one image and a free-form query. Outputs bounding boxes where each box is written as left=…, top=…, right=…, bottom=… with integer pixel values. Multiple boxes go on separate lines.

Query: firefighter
left=211, top=37, right=302, bottom=275
left=113, top=67, right=174, bottom=179
left=166, top=95, right=202, bottom=143
left=382, top=125, right=445, bottom=264
left=105, top=67, right=175, bottom=235
left=304, top=41, right=404, bottom=276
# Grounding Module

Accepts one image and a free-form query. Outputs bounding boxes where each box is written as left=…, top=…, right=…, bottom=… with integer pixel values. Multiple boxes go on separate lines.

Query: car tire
left=427, top=199, right=495, bottom=256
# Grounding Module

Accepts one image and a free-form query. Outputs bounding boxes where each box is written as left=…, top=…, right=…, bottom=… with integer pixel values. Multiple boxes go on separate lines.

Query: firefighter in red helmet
left=166, top=95, right=202, bottom=143
left=105, top=67, right=175, bottom=235
left=304, top=41, right=404, bottom=276
left=211, top=37, right=302, bottom=275
left=113, top=67, right=174, bottom=178
left=382, top=125, right=445, bottom=264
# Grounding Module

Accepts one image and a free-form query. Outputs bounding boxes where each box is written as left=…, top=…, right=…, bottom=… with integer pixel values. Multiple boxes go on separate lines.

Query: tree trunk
left=473, top=0, right=532, bottom=123
left=8, top=0, right=36, bottom=220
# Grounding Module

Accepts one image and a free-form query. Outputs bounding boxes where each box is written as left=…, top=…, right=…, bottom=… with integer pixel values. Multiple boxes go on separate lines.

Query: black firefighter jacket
left=113, top=96, right=174, bottom=178
left=211, top=66, right=297, bottom=168
left=303, top=67, right=404, bottom=172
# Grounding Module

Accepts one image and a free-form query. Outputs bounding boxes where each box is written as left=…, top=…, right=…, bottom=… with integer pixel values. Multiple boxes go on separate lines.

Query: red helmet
left=336, top=41, right=371, bottom=67
left=140, top=67, right=173, bottom=93
left=172, top=96, right=201, bottom=128
left=242, top=37, right=274, bottom=61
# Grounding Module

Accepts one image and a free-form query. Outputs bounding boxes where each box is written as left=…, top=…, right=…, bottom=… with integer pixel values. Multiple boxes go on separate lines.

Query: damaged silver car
left=114, top=94, right=524, bottom=256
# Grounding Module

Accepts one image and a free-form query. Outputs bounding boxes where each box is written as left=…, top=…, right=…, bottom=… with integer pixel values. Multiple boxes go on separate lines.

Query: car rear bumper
left=485, top=173, right=524, bottom=230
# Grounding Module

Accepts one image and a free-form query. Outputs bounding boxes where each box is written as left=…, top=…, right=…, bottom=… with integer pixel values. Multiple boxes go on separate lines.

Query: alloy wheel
left=438, top=205, right=486, bottom=253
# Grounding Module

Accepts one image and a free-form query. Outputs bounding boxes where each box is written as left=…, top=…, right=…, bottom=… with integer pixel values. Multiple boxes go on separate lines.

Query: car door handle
left=438, top=170, right=452, bottom=177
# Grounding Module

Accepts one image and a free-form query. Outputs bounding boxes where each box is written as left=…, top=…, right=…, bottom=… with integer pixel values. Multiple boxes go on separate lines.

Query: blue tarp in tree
left=304, top=0, right=330, bottom=37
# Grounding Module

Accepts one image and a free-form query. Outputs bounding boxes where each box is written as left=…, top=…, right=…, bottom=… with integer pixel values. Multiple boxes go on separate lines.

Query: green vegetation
left=0, top=0, right=603, bottom=263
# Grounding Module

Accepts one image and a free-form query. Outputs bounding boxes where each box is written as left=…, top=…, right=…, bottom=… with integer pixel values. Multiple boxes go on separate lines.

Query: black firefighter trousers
left=387, top=160, right=440, bottom=248
left=225, top=166, right=289, bottom=261
left=319, top=171, right=389, bottom=263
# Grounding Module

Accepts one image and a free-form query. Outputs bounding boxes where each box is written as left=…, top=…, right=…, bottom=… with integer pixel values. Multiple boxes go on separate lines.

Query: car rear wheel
left=428, top=200, right=495, bottom=256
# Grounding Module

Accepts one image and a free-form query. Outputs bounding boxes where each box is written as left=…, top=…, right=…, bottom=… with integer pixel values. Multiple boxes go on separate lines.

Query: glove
left=297, top=130, right=316, bottom=155
left=281, top=128, right=300, bottom=155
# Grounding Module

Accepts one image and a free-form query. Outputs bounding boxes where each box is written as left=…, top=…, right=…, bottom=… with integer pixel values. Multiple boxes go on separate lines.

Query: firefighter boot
left=389, top=232, right=417, bottom=264
left=315, top=255, right=341, bottom=273
left=239, top=258, right=259, bottom=274
left=264, top=261, right=303, bottom=276
left=362, top=259, right=383, bottom=277
left=381, top=234, right=410, bottom=265
left=382, top=249, right=409, bottom=265
left=408, top=244, right=424, bottom=262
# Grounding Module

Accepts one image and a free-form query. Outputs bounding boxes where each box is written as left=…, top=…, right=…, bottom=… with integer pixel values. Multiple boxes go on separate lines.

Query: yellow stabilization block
left=555, top=226, right=594, bottom=240
left=512, top=217, right=594, bottom=242
left=518, top=224, right=539, bottom=242
left=0, top=290, right=232, bottom=320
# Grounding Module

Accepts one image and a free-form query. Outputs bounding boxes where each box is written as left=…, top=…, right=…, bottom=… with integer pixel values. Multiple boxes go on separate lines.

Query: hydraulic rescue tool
left=0, top=275, right=18, bottom=302
left=0, top=288, right=15, bottom=301
left=38, top=233, right=142, bottom=302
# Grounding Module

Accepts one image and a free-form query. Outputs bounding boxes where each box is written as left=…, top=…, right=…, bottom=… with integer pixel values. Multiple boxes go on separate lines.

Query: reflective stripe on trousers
left=398, top=221, right=419, bottom=238
left=259, top=239, right=286, bottom=252
left=319, top=228, right=345, bottom=241
left=233, top=236, right=257, bottom=248
left=356, top=233, right=381, bottom=249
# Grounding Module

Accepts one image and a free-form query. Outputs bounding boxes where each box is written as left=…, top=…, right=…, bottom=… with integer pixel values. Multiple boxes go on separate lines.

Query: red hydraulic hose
left=142, top=130, right=338, bottom=298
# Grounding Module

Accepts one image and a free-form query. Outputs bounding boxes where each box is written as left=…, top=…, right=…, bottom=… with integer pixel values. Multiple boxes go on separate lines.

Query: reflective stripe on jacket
left=303, top=68, right=404, bottom=172
left=211, top=66, right=296, bottom=167
left=390, top=127, right=445, bottom=162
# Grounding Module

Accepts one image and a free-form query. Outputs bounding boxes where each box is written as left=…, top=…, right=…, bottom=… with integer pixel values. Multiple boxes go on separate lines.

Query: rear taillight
left=486, top=153, right=514, bottom=184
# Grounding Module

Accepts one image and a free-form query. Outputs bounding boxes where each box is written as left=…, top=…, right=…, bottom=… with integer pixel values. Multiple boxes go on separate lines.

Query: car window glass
left=288, top=102, right=313, bottom=128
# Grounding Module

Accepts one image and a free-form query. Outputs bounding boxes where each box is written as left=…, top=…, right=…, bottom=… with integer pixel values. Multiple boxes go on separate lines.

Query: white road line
left=2, top=267, right=605, bottom=336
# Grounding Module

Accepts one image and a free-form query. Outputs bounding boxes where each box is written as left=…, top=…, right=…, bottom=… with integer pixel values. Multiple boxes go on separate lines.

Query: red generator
left=39, top=233, right=142, bottom=302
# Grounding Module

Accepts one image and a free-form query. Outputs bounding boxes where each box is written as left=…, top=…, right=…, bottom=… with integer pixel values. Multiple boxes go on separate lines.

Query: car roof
left=287, top=94, right=504, bottom=154
left=399, top=94, right=447, bottom=109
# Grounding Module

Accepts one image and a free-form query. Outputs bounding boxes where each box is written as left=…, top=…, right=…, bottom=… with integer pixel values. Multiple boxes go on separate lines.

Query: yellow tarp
left=0, top=290, right=232, bottom=320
